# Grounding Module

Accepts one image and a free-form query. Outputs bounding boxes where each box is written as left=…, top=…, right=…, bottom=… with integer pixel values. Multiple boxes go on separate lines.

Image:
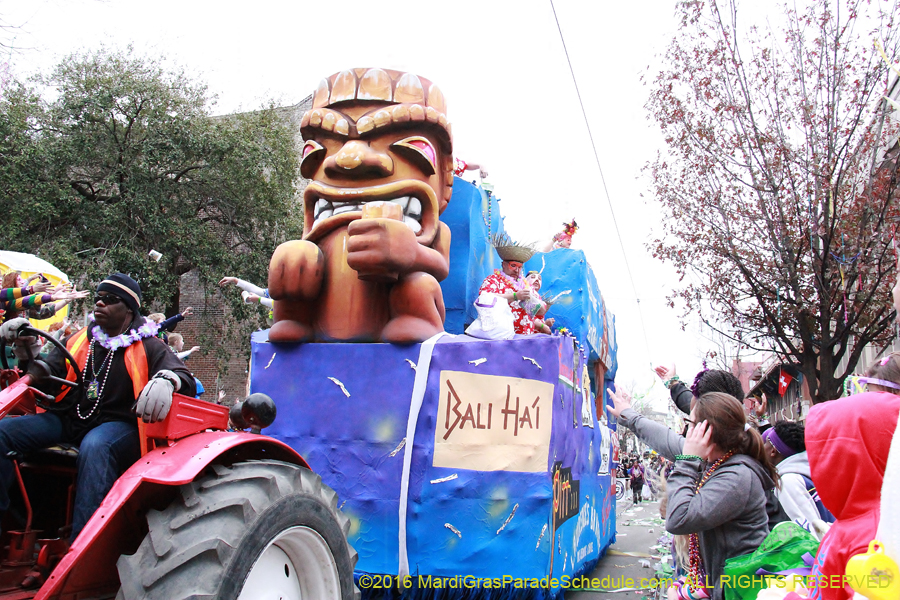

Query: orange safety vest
left=57, top=329, right=150, bottom=403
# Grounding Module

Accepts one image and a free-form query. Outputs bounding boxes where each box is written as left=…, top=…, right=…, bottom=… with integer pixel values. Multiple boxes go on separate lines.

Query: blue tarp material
left=439, top=177, right=505, bottom=334
left=251, top=333, right=617, bottom=598
left=522, top=250, right=618, bottom=379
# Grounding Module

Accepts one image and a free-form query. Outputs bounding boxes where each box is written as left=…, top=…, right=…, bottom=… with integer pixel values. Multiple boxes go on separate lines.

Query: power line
left=548, top=0, right=653, bottom=367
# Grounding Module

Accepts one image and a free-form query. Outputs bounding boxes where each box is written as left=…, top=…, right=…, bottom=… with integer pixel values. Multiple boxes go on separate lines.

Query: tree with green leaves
left=2, top=47, right=302, bottom=327
left=647, top=0, right=900, bottom=402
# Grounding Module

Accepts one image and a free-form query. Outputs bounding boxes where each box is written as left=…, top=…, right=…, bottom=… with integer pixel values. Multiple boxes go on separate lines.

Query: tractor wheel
left=116, top=460, right=359, bottom=600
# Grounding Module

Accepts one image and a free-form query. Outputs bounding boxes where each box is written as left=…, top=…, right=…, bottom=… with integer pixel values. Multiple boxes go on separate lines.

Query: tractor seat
left=13, top=444, right=79, bottom=474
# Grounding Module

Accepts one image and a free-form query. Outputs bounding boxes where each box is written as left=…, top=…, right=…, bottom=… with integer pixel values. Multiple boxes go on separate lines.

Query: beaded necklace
left=482, top=193, right=493, bottom=233
left=686, top=450, right=736, bottom=593
left=79, top=341, right=116, bottom=420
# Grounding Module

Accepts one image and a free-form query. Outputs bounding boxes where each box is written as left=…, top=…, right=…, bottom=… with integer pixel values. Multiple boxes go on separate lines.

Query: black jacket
left=36, top=316, right=195, bottom=441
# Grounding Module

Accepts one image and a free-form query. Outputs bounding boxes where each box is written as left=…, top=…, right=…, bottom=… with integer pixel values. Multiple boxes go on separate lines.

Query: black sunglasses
left=94, top=294, right=123, bottom=305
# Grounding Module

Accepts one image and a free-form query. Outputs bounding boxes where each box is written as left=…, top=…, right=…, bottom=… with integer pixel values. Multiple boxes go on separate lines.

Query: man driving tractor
left=0, top=273, right=195, bottom=544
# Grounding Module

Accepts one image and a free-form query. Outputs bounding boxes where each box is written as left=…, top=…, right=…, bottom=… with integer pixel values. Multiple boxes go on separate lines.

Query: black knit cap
left=97, top=273, right=141, bottom=315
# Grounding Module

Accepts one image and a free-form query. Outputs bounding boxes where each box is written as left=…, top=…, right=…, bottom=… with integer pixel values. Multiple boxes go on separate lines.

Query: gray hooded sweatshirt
left=774, top=451, right=820, bottom=526
left=617, top=408, right=784, bottom=600
left=666, top=454, right=775, bottom=600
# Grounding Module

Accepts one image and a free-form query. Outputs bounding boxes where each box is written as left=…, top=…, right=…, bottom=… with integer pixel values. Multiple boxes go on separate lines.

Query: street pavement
left=566, top=496, right=671, bottom=600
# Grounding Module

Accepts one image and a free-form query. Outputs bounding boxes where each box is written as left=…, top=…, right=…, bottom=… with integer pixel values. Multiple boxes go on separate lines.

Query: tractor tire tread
left=116, top=459, right=357, bottom=600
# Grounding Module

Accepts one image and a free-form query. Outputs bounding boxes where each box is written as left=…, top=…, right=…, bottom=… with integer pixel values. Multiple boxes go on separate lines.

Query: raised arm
left=617, top=409, right=686, bottom=461
left=220, top=277, right=268, bottom=297
left=242, top=292, right=274, bottom=308
left=608, top=384, right=686, bottom=461
left=655, top=364, right=693, bottom=414
left=8, top=293, right=53, bottom=311
left=0, top=287, right=30, bottom=303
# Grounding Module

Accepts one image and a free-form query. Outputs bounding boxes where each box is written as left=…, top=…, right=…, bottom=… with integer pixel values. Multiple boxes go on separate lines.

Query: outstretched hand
left=30, top=280, right=53, bottom=294
left=181, top=306, right=194, bottom=317
left=654, top=364, right=676, bottom=381
left=606, top=385, right=633, bottom=418
left=52, top=289, right=88, bottom=302
left=751, top=393, right=768, bottom=418
left=218, top=277, right=238, bottom=287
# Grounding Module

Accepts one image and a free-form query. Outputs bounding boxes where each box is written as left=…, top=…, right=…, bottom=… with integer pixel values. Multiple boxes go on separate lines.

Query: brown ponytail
left=695, top=392, right=779, bottom=485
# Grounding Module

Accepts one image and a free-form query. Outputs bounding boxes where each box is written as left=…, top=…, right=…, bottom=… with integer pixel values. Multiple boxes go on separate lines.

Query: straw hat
left=491, top=233, right=535, bottom=263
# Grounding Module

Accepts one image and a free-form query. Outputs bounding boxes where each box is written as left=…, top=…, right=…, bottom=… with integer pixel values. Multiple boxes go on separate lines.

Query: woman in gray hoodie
left=665, top=392, right=778, bottom=600
left=608, top=388, right=779, bottom=600
left=610, top=384, right=787, bottom=532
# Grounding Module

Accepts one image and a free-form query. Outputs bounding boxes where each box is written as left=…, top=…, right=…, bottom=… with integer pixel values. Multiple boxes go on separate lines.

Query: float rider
left=479, top=234, right=537, bottom=335
left=541, top=219, right=578, bottom=252
left=0, top=273, right=195, bottom=544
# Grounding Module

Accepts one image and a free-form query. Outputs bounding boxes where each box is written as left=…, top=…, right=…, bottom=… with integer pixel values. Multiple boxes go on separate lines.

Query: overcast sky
left=4, top=0, right=795, bottom=395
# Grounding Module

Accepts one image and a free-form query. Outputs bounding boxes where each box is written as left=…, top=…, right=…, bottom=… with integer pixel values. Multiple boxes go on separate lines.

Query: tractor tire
left=116, top=460, right=359, bottom=600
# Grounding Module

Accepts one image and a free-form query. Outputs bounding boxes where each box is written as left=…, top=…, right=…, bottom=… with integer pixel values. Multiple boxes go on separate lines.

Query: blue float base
left=251, top=331, right=617, bottom=595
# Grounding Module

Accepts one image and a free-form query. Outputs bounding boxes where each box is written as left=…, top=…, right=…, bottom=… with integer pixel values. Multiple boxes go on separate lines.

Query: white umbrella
left=0, top=250, right=71, bottom=327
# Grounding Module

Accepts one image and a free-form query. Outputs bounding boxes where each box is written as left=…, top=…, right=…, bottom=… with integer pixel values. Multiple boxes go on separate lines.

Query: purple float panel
left=250, top=331, right=617, bottom=590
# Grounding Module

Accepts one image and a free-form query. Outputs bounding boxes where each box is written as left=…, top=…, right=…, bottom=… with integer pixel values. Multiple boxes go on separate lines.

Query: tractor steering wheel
left=0, top=324, right=84, bottom=411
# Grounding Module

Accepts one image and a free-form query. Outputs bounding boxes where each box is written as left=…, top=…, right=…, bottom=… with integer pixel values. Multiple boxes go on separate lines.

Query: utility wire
left=548, top=0, right=653, bottom=367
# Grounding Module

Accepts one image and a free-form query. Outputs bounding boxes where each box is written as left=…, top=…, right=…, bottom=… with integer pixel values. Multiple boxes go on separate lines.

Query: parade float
left=249, top=68, right=620, bottom=597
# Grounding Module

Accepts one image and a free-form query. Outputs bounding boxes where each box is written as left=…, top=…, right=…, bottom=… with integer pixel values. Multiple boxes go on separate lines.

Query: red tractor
left=0, top=324, right=358, bottom=600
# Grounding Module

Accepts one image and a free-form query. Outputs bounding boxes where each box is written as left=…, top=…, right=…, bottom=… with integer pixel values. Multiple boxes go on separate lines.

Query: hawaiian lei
left=90, top=318, right=160, bottom=351
left=494, top=269, right=524, bottom=291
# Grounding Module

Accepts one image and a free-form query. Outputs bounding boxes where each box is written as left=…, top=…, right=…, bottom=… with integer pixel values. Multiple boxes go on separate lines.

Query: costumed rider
left=0, top=273, right=195, bottom=542
left=524, top=271, right=554, bottom=334
left=479, top=234, right=537, bottom=335
left=541, top=219, right=578, bottom=252
left=453, top=158, right=488, bottom=180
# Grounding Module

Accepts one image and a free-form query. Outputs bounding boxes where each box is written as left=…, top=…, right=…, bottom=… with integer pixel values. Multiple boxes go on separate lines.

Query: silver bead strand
left=78, top=341, right=115, bottom=421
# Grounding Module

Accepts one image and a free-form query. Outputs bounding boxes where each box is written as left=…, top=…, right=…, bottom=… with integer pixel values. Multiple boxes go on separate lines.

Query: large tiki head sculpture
left=267, top=69, right=455, bottom=343
left=298, top=68, right=454, bottom=247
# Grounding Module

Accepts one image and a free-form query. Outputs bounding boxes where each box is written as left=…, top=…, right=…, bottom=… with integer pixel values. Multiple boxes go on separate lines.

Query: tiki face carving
left=266, top=68, right=454, bottom=344
left=299, top=68, right=454, bottom=247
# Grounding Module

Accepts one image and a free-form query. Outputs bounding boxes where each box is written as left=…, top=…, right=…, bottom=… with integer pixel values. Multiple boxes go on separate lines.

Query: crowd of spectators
left=608, top=354, right=896, bottom=600
left=1, top=271, right=204, bottom=395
